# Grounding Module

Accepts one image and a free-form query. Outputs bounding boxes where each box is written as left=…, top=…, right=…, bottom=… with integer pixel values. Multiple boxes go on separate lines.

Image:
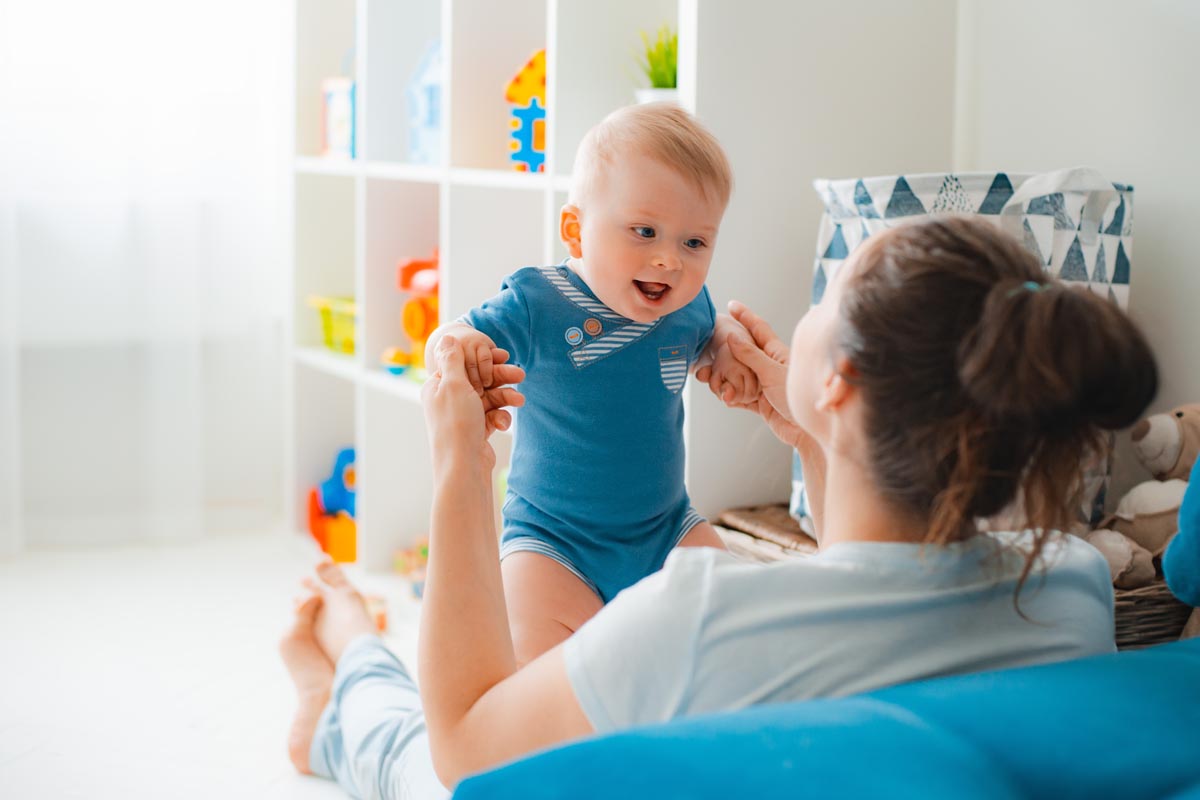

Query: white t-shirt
left=563, top=531, right=1114, bottom=733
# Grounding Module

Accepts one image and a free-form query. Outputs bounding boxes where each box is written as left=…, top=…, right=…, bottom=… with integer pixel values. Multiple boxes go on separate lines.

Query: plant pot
left=634, top=87, right=679, bottom=105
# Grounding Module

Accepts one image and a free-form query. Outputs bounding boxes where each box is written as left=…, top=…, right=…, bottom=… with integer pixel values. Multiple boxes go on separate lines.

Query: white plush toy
left=1101, top=479, right=1189, bottom=558
left=1087, top=404, right=1200, bottom=590
left=1085, top=528, right=1156, bottom=590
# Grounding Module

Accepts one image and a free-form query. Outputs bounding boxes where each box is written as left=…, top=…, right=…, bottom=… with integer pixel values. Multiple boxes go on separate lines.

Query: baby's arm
left=696, top=314, right=760, bottom=405
left=425, top=322, right=504, bottom=394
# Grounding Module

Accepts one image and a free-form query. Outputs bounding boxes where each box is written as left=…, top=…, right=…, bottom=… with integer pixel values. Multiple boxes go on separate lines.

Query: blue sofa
left=455, top=638, right=1200, bottom=799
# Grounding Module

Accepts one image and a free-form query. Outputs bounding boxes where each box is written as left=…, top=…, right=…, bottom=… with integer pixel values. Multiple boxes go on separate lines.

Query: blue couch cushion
left=454, top=639, right=1200, bottom=799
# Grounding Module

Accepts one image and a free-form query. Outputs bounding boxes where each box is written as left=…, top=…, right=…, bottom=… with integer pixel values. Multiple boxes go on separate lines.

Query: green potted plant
left=634, top=24, right=678, bottom=105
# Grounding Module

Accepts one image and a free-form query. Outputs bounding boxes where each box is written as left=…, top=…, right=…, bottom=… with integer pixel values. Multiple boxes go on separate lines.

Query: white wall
left=0, top=0, right=18, bottom=555
left=1, top=200, right=17, bottom=557
left=4, top=0, right=289, bottom=547
left=684, top=0, right=959, bottom=514
left=956, top=0, right=1200, bottom=501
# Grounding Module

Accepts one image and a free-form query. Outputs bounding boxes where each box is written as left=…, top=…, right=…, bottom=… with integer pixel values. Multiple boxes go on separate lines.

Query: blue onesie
left=460, top=264, right=715, bottom=602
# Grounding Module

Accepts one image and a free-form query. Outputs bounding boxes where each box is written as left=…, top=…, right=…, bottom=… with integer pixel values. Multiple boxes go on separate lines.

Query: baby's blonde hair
left=570, top=103, right=733, bottom=207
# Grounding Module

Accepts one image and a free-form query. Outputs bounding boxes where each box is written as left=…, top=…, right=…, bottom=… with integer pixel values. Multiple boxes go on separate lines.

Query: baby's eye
left=684, top=238, right=706, bottom=250
left=633, top=226, right=656, bottom=239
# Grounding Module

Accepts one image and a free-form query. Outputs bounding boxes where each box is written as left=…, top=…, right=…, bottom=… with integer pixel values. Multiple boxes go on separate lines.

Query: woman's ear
left=560, top=204, right=583, bottom=259
left=816, top=355, right=857, bottom=413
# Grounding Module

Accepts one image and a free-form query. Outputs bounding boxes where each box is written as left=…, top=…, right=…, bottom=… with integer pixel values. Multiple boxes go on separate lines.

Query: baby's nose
left=653, top=251, right=682, bottom=271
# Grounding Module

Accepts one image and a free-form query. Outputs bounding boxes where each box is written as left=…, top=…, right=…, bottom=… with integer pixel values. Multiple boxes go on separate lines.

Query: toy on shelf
left=308, top=295, right=357, bottom=354
left=308, top=447, right=357, bottom=563
left=382, top=250, right=440, bottom=376
left=406, top=40, right=442, bottom=165
left=505, top=49, right=546, bottom=173
left=321, top=77, right=356, bottom=159
left=381, top=347, right=415, bottom=376
left=380, top=349, right=412, bottom=376
left=393, top=537, right=429, bottom=598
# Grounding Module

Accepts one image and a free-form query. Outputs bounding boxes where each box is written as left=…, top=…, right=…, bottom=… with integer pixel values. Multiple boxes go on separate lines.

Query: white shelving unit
left=287, top=0, right=960, bottom=571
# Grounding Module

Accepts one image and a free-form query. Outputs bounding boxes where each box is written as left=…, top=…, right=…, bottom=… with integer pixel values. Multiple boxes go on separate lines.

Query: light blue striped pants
left=309, top=634, right=450, bottom=800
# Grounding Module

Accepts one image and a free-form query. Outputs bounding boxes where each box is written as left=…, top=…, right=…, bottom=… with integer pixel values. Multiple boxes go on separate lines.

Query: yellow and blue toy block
left=509, top=98, right=546, bottom=172
left=505, top=48, right=546, bottom=173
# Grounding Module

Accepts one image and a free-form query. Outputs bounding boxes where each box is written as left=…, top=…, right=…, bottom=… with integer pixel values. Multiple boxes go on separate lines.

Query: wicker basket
left=715, top=504, right=817, bottom=555
left=1114, top=581, right=1194, bottom=650
left=717, top=504, right=1195, bottom=650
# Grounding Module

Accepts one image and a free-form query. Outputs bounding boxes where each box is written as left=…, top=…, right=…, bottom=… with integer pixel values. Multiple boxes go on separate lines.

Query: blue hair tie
left=1006, top=280, right=1049, bottom=298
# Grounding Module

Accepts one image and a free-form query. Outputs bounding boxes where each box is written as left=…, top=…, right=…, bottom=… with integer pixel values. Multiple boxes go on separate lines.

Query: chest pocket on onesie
left=658, top=345, right=689, bottom=394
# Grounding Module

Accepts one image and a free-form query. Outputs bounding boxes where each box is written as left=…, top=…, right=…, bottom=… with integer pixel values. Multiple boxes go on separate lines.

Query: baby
left=425, top=103, right=755, bottom=665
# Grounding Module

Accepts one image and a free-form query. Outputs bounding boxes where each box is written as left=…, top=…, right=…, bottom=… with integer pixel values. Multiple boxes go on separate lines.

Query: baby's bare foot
left=279, top=593, right=334, bottom=774
left=306, top=560, right=378, bottom=664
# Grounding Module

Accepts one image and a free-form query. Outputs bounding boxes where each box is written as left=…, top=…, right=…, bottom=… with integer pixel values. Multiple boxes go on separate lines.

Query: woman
left=280, top=216, right=1157, bottom=799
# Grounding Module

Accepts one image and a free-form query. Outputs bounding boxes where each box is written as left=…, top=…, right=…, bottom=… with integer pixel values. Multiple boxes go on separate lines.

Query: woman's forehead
left=830, top=228, right=893, bottom=290
left=828, top=248, right=864, bottom=294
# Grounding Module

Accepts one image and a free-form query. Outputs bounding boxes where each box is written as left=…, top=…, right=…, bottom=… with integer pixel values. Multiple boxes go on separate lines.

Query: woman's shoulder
left=985, top=529, right=1111, bottom=578
left=673, top=530, right=1113, bottom=599
left=654, top=529, right=1112, bottom=604
left=657, top=543, right=857, bottom=600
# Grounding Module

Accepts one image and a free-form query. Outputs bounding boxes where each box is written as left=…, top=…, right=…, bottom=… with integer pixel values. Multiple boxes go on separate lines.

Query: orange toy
left=397, top=250, right=440, bottom=371
left=307, top=488, right=330, bottom=551
left=308, top=490, right=357, bottom=563
left=307, top=448, right=357, bottom=563
left=323, top=513, right=357, bottom=562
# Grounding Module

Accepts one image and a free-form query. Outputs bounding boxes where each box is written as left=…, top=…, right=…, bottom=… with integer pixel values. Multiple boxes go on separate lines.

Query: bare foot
left=279, top=593, right=334, bottom=774
left=305, top=560, right=379, bottom=664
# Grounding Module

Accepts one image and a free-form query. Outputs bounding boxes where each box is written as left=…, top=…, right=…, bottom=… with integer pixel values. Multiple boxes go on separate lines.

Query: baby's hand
left=708, top=340, right=760, bottom=406
left=450, top=327, right=507, bottom=395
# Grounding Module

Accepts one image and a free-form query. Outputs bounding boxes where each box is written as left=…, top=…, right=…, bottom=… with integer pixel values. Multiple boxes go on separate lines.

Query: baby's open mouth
left=634, top=280, right=670, bottom=301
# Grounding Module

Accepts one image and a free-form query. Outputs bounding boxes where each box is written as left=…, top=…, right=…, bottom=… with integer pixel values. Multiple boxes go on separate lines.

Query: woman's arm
left=418, top=337, right=593, bottom=787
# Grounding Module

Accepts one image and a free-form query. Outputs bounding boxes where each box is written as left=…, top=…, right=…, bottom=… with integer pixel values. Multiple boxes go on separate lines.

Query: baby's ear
left=559, top=204, right=583, bottom=259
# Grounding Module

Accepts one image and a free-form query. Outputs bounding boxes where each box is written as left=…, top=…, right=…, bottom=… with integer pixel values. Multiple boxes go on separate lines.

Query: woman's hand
left=421, top=335, right=525, bottom=470
left=722, top=301, right=814, bottom=452
left=724, top=300, right=796, bottom=424
left=697, top=300, right=797, bottom=446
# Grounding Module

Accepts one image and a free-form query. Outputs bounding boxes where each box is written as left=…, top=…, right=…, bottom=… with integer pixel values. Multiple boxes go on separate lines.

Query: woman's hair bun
left=958, top=280, right=1157, bottom=433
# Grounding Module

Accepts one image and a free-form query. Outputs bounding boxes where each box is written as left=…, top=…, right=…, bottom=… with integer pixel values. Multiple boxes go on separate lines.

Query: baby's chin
left=615, top=297, right=673, bottom=323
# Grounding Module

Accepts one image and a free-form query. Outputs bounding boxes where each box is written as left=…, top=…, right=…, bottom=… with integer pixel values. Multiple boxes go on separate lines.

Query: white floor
left=0, top=528, right=423, bottom=799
